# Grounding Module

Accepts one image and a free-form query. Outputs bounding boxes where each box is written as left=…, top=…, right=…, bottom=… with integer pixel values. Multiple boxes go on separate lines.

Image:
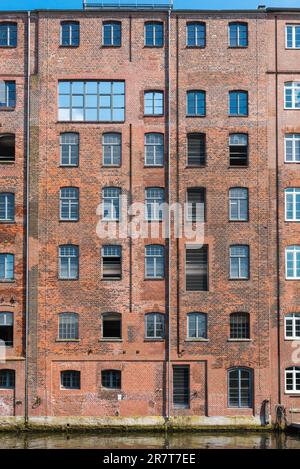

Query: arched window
left=144, top=21, right=163, bottom=47
left=144, top=133, right=164, bottom=166
left=102, top=312, right=121, bottom=339
left=0, top=134, right=15, bottom=163
left=58, top=313, right=79, bottom=340
left=284, top=82, right=300, bottom=109
left=0, top=22, right=17, bottom=47
left=230, top=312, right=250, bottom=339
left=61, top=370, right=80, bottom=389
left=285, top=367, right=300, bottom=393
left=229, top=188, right=248, bottom=221
left=0, top=193, right=14, bottom=221
left=60, top=21, right=80, bottom=47
left=60, top=133, right=79, bottom=166
left=228, top=368, right=253, bottom=408
left=59, top=245, right=79, bottom=279
left=145, top=313, right=165, bottom=339
left=286, top=246, right=300, bottom=279
left=101, top=369, right=121, bottom=389
left=186, top=22, right=206, bottom=47
left=0, top=312, right=13, bottom=346
left=228, top=22, right=248, bottom=47
left=0, top=369, right=15, bottom=389
left=102, top=133, right=121, bottom=166
left=103, top=21, right=121, bottom=47
left=187, top=312, right=207, bottom=339
left=145, top=245, right=164, bottom=279
left=102, top=187, right=121, bottom=221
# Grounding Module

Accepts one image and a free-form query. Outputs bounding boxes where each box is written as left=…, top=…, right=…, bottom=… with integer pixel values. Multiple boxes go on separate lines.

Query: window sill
left=228, top=278, right=250, bottom=281
left=228, top=46, right=248, bottom=49
left=228, top=165, right=249, bottom=169
left=99, top=338, right=122, bottom=342
left=0, top=46, right=17, bottom=49
left=284, top=338, right=300, bottom=341
left=144, top=165, right=164, bottom=168
left=185, top=164, right=206, bottom=169
left=58, top=278, right=79, bottom=281
left=228, top=219, right=249, bottom=223
left=59, top=45, right=80, bottom=48
left=55, top=339, right=80, bottom=342
left=59, top=219, right=79, bottom=223
left=0, top=279, right=15, bottom=283
left=144, top=278, right=165, bottom=281
left=102, top=165, right=121, bottom=168
left=0, top=107, right=15, bottom=112
left=285, top=278, right=300, bottom=281
left=185, top=338, right=209, bottom=342
left=285, top=392, right=300, bottom=396
left=228, top=115, right=249, bottom=118
left=101, top=278, right=122, bottom=281
left=186, top=46, right=206, bottom=49
left=144, top=338, right=165, bottom=342
left=0, top=221, right=15, bottom=224
left=227, top=338, right=252, bottom=342
left=57, top=121, right=125, bottom=124
left=0, top=161, right=15, bottom=165
left=186, top=115, right=206, bottom=118
left=59, top=165, right=79, bottom=168
left=101, top=45, right=122, bottom=48
left=143, top=45, right=164, bottom=49
left=143, top=114, right=164, bottom=118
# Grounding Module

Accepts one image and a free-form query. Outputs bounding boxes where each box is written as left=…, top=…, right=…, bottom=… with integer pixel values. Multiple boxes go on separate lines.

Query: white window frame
left=102, top=187, right=121, bottom=221
left=286, top=24, right=300, bottom=49
left=285, top=367, right=300, bottom=394
left=145, top=188, right=164, bottom=221
left=285, top=188, right=300, bottom=221
left=285, top=313, right=300, bottom=340
left=285, top=134, right=300, bottom=163
left=145, top=313, right=165, bottom=339
left=144, top=133, right=164, bottom=167
left=187, top=312, right=207, bottom=339
left=102, top=133, right=121, bottom=166
left=286, top=245, right=300, bottom=279
left=60, top=187, right=79, bottom=221
left=145, top=245, right=164, bottom=279
left=284, top=82, right=300, bottom=109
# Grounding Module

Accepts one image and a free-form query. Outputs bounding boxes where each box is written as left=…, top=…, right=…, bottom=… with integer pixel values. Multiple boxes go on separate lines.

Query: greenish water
left=0, top=431, right=299, bottom=449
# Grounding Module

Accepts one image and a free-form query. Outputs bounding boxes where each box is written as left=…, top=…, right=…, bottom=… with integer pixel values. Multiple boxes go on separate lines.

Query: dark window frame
left=60, top=21, right=80, bottom=47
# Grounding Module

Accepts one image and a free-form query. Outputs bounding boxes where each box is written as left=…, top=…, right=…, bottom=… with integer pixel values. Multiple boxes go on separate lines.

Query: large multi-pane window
left=186, top=188, right=205, bottom=222
left=60, top=133, right=79, bottom=166
left=61, top=370, right=80, bottom=389
left=144, top=133, right=164, bottom=166
left=229, top=245, right=249, bottom=279
left=145, top=245, right=164, bottom=279
left=187, top=91, right=206, bottom=117
left=102, top=312, right=121, bottom=339
left=59, top=245, right=79, bottom=280
left=144, top=22, right=163, bottom=47
left=144, top=91, right=164, bottom=116
left=229, top=188, right=248, bottom=221
left=229, top=91, right=248, bottom=116
left=58, top=81, right=125, bottom=122
left=0, top=254, right=14, bottom=281
left=0, top=81, right=16, bottom=108
left=284, top=82, right=300, bottom=109
left=228, top=368, right=252, bottom=408
left=60, top=187, right=79, bottom=221
left=102, top=133, right=121, bottom=166
left=145, top=188, right=164, bottom=221
left=0, top=370, right=15, bottom=389
left=285, top=188, right=300, bottom=221
left=187, top=312, right=207, bottom=339
left=228, top=22, right=248, bottom=47
left=102, top=245, right=122, bottom=280
left=0, top=23, right=17, bottom=47
left=230, top=312, right=250, bottom=340
left=185, top=245, right=208, bottom=291
left=286, top=245, right=300, bottom=279
left=0, top=312, right=13, bottom=346
left=186, top=22, right=206, bottom=47
left=285, top=313, right=300, bottom=340
left=187, top=133, right=206, bottom=166
left=0, top=193, right=14, bottom=222
left=103, top=21, right=121, bottom=46
left=103, top=187, right=121, bottom=221
left=145, top=313, right=165, bottom=339
left=60, top=21, right=80, bottom=47
left=101, top=369, right=121, bottom=389
left=229, top=134, right=248, bottom=166
left=59, top=313, right=79, bottom=340
left=286, top=25, right=300, bottom=49
left=285, top=367, right=300, bottom=393
left=285, top=134, right=300, bottom=162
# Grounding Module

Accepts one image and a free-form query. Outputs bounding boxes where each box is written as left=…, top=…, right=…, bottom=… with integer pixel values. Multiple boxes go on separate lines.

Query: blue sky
left=1, top=0, right=300, bottom=11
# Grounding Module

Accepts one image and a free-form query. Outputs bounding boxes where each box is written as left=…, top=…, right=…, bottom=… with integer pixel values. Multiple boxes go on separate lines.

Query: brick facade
left=0, top=6, right=299, bottom=427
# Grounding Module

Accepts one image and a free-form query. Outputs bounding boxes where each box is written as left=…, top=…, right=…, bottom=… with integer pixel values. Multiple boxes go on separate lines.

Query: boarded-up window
left=102, top=245, right=121, bottom=279
left=186, top=245, right=208, bottom=291
left=186, top=188, right=205, bottom=222
left=187, top=134, right=206, bottom=166
left=173, top=366, right=190, bottom=408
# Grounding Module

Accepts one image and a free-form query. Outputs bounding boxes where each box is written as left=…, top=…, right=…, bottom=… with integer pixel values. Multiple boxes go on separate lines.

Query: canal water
left=0, top=431, right=299, bottom=449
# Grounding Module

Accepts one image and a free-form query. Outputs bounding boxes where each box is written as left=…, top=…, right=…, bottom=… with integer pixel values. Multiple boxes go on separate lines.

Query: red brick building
left=0, top=3, right=300, bottom=429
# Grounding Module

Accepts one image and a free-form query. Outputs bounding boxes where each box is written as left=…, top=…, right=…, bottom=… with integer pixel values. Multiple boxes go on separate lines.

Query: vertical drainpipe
left=25, top=10, right=31, bottom=425
left=167, top=5, right=171, bottom=420
left=274, top=15, right=281, bottom=406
